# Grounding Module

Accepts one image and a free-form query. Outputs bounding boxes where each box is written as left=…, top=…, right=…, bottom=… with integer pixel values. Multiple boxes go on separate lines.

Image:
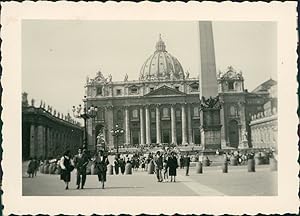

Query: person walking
left=33, top=157, right=39, bottom=177
left=59, top=150, right=74, bottom=190
left=141, top=157, right=146, bottom=171
left=179, top=155, right=184, bottom=169
left=153, top=151, right=163, bottom=182
left=119, top=158, right=126, bottom=175
left=184, top=153, right=191, bottom=176
left=114, top=155, right=120, bottom=175
left=167, top=152, right=178, bottom=182
left=163, top=153, right=169, bottom=182
left=95, top=150, right=109, bottom=189
left=73, top=148, right=89, bottom=189
left=27, top=157, right=35, bottom=178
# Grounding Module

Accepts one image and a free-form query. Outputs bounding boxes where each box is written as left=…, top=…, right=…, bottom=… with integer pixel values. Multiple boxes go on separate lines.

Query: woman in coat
left=167, top=152, right=178, bottom=182
left=95, top=150, right=109, bottom=189
left=60, top=150, right=73, bottom=190
left=27, top=157, right=35, bottom=178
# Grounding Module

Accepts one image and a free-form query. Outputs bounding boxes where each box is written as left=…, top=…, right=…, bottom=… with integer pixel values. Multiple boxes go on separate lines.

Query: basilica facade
left=84, top=36, right=277, bottom=152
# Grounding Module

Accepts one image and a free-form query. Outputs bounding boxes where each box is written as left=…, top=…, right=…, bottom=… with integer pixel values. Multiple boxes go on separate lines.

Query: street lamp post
left=72, top=100, right=97, bottom=150
left=110, top=124, right=124, bottom=154
left=96, top=132, right=106, bottom=152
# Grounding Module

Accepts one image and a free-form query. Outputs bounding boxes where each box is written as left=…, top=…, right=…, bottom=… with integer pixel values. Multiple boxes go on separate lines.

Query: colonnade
left=122, top=103, right=195, bottom=145
left=27, top=124, right=82, bottom=159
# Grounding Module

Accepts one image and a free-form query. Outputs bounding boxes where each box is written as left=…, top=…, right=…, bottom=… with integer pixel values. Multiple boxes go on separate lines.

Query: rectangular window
left=162, top=107, right=169, bottom=118
left=116, top=89, right=122, bottom=95
left=150, top=87, right=154, bottom=92
left=151, top=111, right=155, bottom=119
left=176, top=110, right=181, bottom=118
left=132, top=109, right=138, bottom=119
left=193, top=107, right=199, bottom=117
left=190, top=84, right=199, bottom=92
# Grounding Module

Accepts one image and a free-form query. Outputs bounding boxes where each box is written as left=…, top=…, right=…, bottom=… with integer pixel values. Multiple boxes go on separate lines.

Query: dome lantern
left=155, top=34, right=166, bottom=52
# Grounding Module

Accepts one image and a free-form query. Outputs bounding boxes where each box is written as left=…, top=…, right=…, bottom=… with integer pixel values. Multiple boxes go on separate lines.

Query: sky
left=22, top=20, right=277, bottom=116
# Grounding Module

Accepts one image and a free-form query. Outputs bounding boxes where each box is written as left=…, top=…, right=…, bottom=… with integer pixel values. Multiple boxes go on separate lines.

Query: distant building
left=84, top=36, right=277, bottom=152
left=22, top=93, right=83, bottom=160
left=249, top=83, right=278, bottom=149
left=85, top=36, right=201, bottom=151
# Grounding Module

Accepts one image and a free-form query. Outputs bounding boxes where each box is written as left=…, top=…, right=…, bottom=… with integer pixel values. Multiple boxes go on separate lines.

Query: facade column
left=171, top=105, right=177, bottom=145
left=140, top=107, right=145, bottom=145
left=105, top=106, right=114, bottom=150
left=45, top=127, right=49, bottom=159
left=125, top=106, right=130, bottom=145
left=47, top=128, right=51, bottom=158
left=37, top=125, right=45, bottom=159
left=145, top=105, right=151, bottom=145
left=187, top=104, right=193, bottom=144
left=30, top=124, right=36, bottom=158
left=181, top=104, right=188, bottom=145
left=156, top=105, right=161, bottom=144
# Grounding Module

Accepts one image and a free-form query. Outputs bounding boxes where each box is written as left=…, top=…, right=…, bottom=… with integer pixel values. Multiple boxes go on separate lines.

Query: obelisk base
left=200, top=96, right=222, bottom=150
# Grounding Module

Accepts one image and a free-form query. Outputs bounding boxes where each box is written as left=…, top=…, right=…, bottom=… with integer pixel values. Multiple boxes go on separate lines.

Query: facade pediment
left=144, top=85, right=186, bottom=97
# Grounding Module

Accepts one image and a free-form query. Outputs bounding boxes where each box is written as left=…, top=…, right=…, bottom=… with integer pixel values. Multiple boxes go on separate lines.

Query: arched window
left=97, top=109, right=105, bottom=121
left=228, top=81, right=234, bottom=90
left=117, top=110, right=123, bottom=120
left=97, top=86, right=103, bottom=95
left=130, top=86, right=139, bottom=94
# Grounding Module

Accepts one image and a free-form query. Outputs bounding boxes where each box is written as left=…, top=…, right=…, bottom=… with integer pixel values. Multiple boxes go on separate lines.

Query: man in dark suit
left=153, top=151, right=163, bottom=182
left=74, top=148, right=89, bottom=189
left=184, top=153, right=191, bottom=176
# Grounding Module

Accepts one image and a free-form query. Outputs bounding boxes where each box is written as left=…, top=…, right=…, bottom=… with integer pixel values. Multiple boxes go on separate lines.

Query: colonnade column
left=171, top=105, right=177, bottom=145
left=37, top=125, right=45, bottom=158
left=105, top=106, right=114, bottom=150
left=145, top=106, right=151, bottom=145
left=30, top=124, right=36, bottom=158
left=140, top=107, right=145, bottom=145
left=187, top=104, right=193, bottom=144
left=156, top=105, right=161, bottom=144
left=125, top=106, right=130, bottom=145
left=181, top=104, right=188, bottom=145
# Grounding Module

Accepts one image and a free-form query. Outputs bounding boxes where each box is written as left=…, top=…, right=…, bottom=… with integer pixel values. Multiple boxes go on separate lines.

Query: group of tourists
left=151, top=150, right=191, bottom=183
left=60, top=148, right=109, bottom=190
left=26, top=157, right=40, bottom=178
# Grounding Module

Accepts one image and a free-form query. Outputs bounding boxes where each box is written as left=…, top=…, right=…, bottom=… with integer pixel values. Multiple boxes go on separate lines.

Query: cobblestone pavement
left=22, top=162, right=277, bottom=196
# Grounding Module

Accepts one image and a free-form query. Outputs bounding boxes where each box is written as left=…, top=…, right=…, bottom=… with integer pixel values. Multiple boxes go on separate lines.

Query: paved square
left=22, top=162, right=277, bottom=196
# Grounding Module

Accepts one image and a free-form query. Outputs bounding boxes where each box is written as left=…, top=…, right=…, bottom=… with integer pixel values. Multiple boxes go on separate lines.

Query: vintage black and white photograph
left=21, top=20, right=278, bottom=196
left=1, top=2, right=298, bottom=215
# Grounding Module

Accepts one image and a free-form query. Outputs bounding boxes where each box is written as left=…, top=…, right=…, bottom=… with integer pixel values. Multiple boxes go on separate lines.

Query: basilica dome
left=139, top=35, right=185, bottom=81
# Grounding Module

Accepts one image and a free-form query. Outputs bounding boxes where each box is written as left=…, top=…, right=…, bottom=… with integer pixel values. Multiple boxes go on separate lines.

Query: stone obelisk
left=198, top=21, right=222, bottom=150
left=199, top=21, right=218, bottom=98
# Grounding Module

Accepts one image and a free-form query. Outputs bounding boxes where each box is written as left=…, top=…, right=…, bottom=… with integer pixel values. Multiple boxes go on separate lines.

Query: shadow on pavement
left=68, top=186, right=145, bottom=190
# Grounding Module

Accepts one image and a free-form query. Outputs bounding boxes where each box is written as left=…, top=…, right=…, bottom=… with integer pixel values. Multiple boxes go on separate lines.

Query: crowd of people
left=222, top=148, right=275, bottom=165
left=26, top=147, right=276, bottom=190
